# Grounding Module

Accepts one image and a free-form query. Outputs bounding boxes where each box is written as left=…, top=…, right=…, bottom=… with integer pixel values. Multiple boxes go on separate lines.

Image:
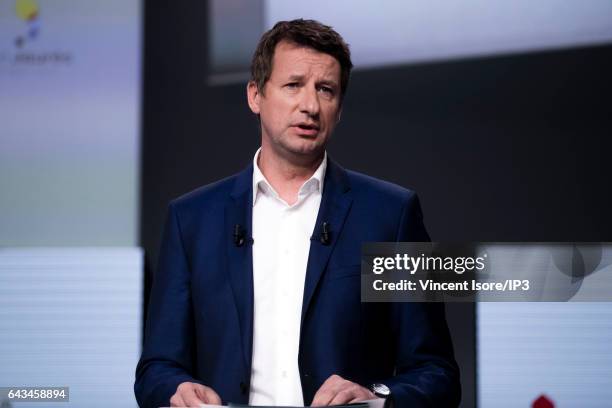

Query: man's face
left=247, top=41, right=342, bottom=162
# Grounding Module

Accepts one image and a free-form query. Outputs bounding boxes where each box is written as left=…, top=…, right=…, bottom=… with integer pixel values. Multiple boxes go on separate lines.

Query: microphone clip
left=233, top=224, right=246, bottom=247
left=320, top=222, right=331, bottom=246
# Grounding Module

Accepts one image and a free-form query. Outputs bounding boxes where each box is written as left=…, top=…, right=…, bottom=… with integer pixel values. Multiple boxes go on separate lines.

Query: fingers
left=329, top=385, right=374, bottom=405
left=173, top=382, right=203, bottom=407
left=172, top=381, right=220, bottom=407
left=312, top=374, right=342, bottom=406
left=195, top=384, right=222, bottom=405
left=329, top=387, right=360, bottom=406
left=311, top=374, right=376, bottom=406
left=169, top=391, right=186, bottom=407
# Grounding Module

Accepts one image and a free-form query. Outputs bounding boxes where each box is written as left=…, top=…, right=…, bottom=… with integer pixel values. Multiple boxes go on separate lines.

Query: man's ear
left=247, top=81, right=261, bottom=114
left=336, top=107, right=343, bottom=123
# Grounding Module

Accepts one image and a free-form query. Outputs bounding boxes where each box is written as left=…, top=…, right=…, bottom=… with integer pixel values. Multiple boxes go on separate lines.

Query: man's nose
left=299, top=86, right=320, bottom=117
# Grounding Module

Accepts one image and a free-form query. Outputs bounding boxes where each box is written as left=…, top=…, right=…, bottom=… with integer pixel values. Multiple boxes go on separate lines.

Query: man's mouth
left=293, top=123, right=320, bottom=136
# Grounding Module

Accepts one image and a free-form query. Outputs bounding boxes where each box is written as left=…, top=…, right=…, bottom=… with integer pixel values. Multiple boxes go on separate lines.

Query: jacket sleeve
left=383, top=192, right=462, bottom=407
left=134, top=203, right=203, bottom=408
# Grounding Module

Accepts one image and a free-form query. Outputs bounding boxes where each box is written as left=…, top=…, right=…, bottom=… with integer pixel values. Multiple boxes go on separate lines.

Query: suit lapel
left=301, top=158, right=353, bottom=325
left=225, top=165, right=254, bottom=374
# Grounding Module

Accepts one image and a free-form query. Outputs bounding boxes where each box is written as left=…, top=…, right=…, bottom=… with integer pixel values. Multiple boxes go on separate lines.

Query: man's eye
left=318, top=86, right=334, bottom=95
left=285, top=82, right=299, bottom=89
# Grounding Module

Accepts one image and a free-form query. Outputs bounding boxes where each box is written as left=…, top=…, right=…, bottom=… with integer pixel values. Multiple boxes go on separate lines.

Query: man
left=135, top=19, right=460, bottom=407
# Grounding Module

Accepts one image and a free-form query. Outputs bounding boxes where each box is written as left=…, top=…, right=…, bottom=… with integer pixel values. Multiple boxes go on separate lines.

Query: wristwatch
left=370, top=383, right=393, bottom=408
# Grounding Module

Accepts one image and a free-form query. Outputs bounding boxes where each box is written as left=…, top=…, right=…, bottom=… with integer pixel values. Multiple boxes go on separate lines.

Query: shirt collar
left=252, top=147, right=327, bottom=206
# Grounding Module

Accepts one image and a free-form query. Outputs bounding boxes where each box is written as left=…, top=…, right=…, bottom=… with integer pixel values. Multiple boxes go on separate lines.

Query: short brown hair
left=250, top=19, right=353, bottom=100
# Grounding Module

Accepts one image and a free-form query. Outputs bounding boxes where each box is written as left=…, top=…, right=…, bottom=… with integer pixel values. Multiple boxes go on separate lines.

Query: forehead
left=270, top=41, right=341, bottom=81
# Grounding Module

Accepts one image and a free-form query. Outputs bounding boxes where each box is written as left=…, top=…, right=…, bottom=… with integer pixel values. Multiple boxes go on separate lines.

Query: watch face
left=371, top=383, right=391, bottom=397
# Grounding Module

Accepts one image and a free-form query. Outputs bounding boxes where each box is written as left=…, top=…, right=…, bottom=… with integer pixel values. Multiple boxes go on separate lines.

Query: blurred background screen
left=209, top=0, right=612, bottom=82
left=0, top=0, right=141, bottom=246
left=0, top=1, right=142, bottom=407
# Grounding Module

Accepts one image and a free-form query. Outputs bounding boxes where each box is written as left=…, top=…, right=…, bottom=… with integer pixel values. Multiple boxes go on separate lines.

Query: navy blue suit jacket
left=135, top=158, right=460, bottom=407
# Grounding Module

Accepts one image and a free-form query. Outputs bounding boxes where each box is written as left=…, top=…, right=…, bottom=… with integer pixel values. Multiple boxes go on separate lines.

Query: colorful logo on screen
left=14, top=0, right=41, bottom=48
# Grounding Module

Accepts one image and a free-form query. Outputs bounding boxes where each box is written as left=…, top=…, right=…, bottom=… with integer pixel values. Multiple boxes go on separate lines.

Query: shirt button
left=282, top=371, right=287, bottom=378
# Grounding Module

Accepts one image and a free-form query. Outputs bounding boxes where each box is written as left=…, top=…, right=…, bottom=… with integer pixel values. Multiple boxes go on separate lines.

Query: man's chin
left=280, top=142, right=326, bottom=163
left=289, top=144, right=324, bottom=156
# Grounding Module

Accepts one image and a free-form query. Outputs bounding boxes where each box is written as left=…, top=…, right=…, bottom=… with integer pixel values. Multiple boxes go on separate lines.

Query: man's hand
left=170, top=382, right=221, bottom=407
left=311, top=374, right=376, bottom=406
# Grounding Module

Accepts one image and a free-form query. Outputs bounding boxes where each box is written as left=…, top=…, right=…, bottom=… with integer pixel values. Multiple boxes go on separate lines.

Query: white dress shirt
left=248, top=148, right=327, bottom=406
